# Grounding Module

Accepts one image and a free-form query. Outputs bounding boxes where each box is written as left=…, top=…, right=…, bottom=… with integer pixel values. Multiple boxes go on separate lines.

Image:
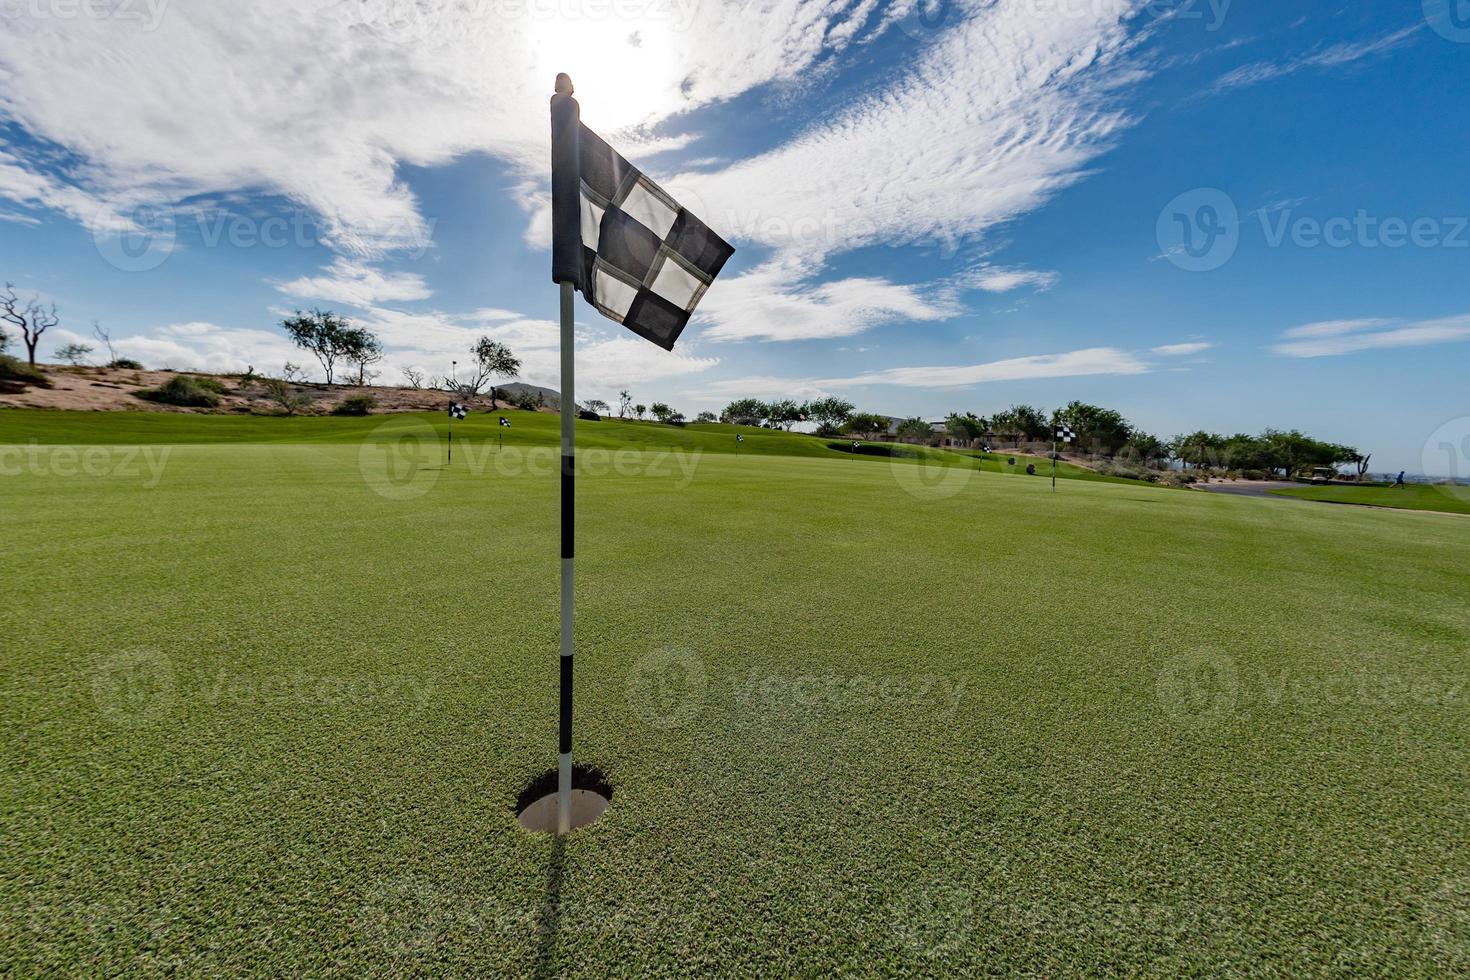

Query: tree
left=764, top=398, right=803, bottom=430
left=92, top=320, right=119, bottom=365
left=945, top=412, right=985, bottom=445
left=1054, top=400, right=1133, bottom=454
left=281, top=362, right=307, bottom=383
left=54, top=343, right=94, bottom=366
left=585, top=398, right=609, bottom=414
left=2, top=282, right=59, bottom=368
left=895, top=417, right=932, bottom=444
left=694, top=411, right=717, bottom=424
left=805, top=396, right=855, bottom=436
left=618, top=390, right=632, bottom=418
left=721, top=398, right=767, bottom=426
left=844, top=412, right=890, bottom=439
left=341, top=327, right=384, bottom=386
left=634, top=403, right=646, bottom=420
left=262, top=377, right=312, bottom=416
left=1120, top=430, right=1170, bottom=467
left=281, top=308, right=355, bottom=384
left=402, top=367, right=425, bottom=389
left=652, top=401, right=685, bottom=424
left=991, top=404, right=1050, bottom=441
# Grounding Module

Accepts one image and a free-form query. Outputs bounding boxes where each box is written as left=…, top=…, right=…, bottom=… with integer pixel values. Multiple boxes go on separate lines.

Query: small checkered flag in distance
left=449, top=403, right=467, bottom=420
left=1057, top=427, right=1075, bottom=444
left=499, top=416, right=511, bottom=427
left=551, top=80, right=734, bottom=351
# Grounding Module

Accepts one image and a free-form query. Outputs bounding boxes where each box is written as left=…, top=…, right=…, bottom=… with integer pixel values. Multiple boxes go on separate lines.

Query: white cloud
left=963, top=266, right=1060, bottom=294
left=1151, top=341, right=1214, bottom=356
left=0, top=0, right=900, bottom=252
left=696, top=257, right=956, bottom=342
left=822, top=346, right=1150, bottom=388
left=1271, top=314, right=1470, bottom=358
left=275, top=258, right=431, bottom=307
left=1279, top=318, right=1393, bottom=340
left=110, top=322, right=300, bottom=373
left=1210, top=24, right=1421, bottom=95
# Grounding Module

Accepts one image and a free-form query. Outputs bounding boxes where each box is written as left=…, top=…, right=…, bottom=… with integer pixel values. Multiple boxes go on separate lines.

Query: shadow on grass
left=533, top=836, right=566, bottom=980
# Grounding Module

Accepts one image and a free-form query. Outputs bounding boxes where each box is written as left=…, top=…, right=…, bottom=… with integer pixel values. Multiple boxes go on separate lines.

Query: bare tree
left=619, top=390, right=632, bottom=418
left=281, top=361, right=307, bottom=383
left=403, top=367, right=425, bottom=389
left=92, top=320, right=118, bottom=365
left=2, top=282, right=59, bottom=367
left=440, top=337, right=521, bottom=407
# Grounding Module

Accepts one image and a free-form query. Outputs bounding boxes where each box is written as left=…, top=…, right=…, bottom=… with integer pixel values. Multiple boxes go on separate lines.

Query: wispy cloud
left=1271, top=315, right=1470, bottom=358
left=963, top=266, right=1060, bottom=294
left=275, top=258, right=431, bottom=307
left=1151, top=341, right=1215, bottom=357
left=822, top=346, right=1150, bottom=388
left=1210, top=24, right=1421, bottom=95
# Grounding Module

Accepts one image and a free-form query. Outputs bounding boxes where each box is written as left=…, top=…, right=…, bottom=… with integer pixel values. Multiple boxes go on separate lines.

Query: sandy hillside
left=0, top=364, right=547, bottom=415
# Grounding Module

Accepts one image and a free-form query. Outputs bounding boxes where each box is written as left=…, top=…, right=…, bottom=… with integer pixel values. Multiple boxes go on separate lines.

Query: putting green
left=2, top=411, right=1468, bottom=974
left=1271, top=482, right=1470, bottom=516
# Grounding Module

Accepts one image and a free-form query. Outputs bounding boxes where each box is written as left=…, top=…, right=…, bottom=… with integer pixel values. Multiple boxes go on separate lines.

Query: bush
left=136, top=375, right=221, bottom=407
left=0, top=354, right=53, bottom=391
left=332, top=393, right=376, bottom=416
left=108, top=358, right=144, bottom=370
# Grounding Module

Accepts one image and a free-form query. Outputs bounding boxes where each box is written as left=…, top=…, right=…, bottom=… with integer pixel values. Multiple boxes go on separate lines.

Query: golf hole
left=515, top=765, right=613, bottom=834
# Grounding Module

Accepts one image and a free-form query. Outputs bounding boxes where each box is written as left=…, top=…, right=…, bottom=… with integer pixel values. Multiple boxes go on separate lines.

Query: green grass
left=1271, top=482, right=1470, bottom=516
left=2, top=412, right=1468, bottom=974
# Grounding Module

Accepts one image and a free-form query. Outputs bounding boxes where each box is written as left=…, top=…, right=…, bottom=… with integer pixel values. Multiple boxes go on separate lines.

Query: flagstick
left=448, top=413, right=453, bottom=465
left=1052, top=433, right=1057, bottom=492
left=557, top=279, right=575, bottom=836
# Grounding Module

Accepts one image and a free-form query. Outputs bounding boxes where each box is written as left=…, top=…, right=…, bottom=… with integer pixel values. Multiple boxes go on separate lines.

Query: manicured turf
left=1271, top=482, right=1470, bottom=516
left=2, top=412, right=1468, bottom=974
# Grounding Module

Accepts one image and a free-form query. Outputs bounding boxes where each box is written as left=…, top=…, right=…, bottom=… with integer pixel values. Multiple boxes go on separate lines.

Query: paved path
left=1194, top=480, right=1301, bottom=498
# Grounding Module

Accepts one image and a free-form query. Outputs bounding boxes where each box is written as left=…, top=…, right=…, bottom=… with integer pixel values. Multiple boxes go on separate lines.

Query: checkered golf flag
left=1057, top=427, right=1075, bottom=444
left=449, top=403, right=467, bottom=420
left=499, top=416, right=511, bottom=427
left=552, top=80, right=734, bottom=351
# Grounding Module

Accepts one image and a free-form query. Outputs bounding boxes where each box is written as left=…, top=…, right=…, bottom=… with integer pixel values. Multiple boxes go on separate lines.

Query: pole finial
left=554, top=73, right=574, bottom=96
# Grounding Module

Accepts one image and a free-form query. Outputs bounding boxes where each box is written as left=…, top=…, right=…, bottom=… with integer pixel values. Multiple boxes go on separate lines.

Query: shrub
left=332, top=393, right=376, bottom=416
left=108, top=358, right=144, bottom=370
left=0, top=354, right=53, bottom=391
left=136, top=375, right=221, bottom=407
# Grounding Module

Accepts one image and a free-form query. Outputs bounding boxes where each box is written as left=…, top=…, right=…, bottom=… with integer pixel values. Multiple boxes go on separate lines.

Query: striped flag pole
left=551, top=74, right=579, bottom=836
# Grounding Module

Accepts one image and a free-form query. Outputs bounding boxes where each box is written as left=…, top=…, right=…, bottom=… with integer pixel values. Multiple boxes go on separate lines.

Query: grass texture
left=1271, top=482, right=1470, bottom=516
left=2, top=411, right=1468, bottom=975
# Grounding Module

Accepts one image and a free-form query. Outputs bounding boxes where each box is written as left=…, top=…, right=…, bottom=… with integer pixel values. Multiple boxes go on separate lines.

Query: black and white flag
left=552, top=78, right=734, bottom=351
left=1057, top=427, right=1075, bottom=444
left=499, top=416, right=511, bottom=427
left=449, top=403, right=467, bottom=420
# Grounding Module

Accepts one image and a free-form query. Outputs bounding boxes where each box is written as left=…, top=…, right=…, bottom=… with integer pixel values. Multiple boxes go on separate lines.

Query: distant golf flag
left=499, top=416, right=511, bottom=427
left=551, top=75, right=734, bottom=351
left=447, top=402, right=466, bottom=464
left=543, top=73, right=734, bottom=835
left=1052, top=427, right=1074, bottom=491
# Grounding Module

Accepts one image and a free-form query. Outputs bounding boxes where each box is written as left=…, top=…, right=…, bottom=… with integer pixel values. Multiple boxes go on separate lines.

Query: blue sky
left=1, top=0, right=1467, bottom=472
